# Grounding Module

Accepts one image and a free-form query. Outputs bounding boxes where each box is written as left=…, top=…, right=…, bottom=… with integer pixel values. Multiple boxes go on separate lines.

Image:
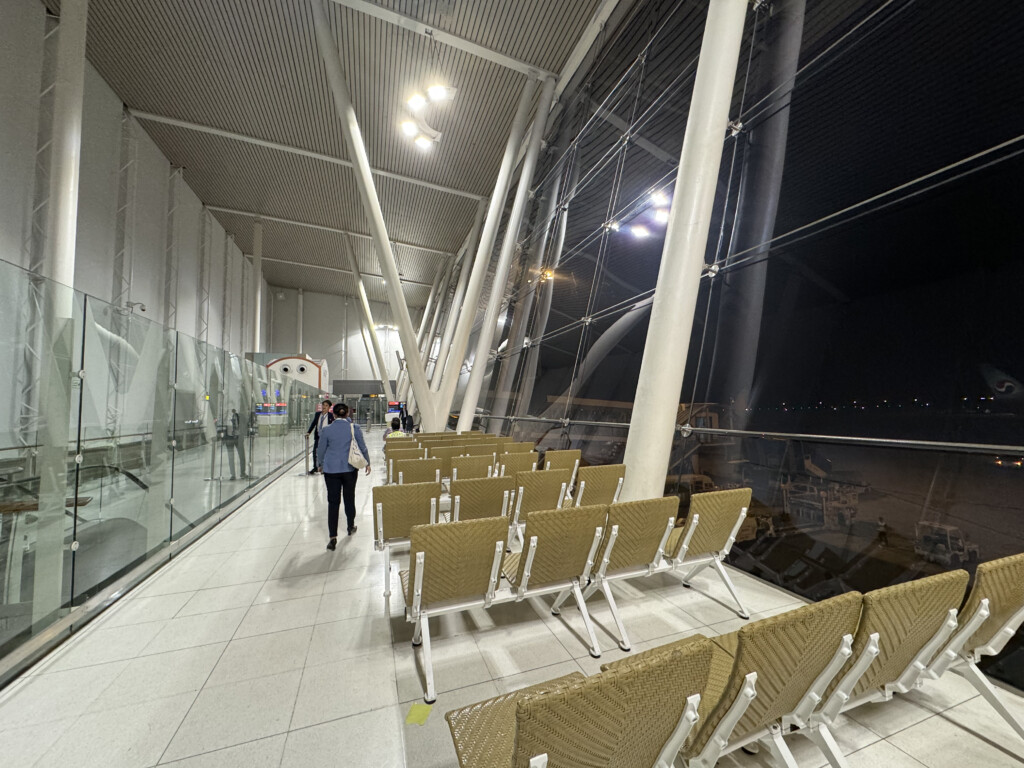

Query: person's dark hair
left=322, top=399, right=332, bottom=407
left=391, top=418, right=401, bottom=430
left=333, top=403, right=348, bottom=418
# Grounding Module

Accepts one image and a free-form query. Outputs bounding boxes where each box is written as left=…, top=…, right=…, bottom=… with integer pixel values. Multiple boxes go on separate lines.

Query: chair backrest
left=384, top=436, right=416, bottom=448
left=674, top=487, right=752, bottom=559
left=600, top=497, right=678, bottom=573
left=426, top=445, right=465, bottom=478
left=511, top=637, right=718, bottom=768
left=407, top=516, right=508, bottom=605
left=843, top=570, right=969, bottom=698
left=503, top=441, right=535, bottom=454
left=689, top=592, right=863, bottom=756
left=517, top=469, right=572, bottom=514
left=372, top=481, right=442, bottom=543
left=544, top=449, right=581, bottom=472
left=575, top=464, right=626, bottom=506
left=464, top=443, right=499, bottom=457
left=500, top=451, right=539, bottom=476
left=451, top=476, right=516, bottom=521
left=452, top=454, right=495, bottom=481
left=394, top=457, right=442, bottom=484
left=513, top=505, right=608, bottom=588
left=386, top=447, right=426, bottom=463
left=961, top=553, right=1024, bottom=654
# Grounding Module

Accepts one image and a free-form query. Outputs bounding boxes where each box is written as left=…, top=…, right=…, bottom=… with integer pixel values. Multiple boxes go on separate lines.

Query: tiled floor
left=2, top=429, right=1023, bottom=767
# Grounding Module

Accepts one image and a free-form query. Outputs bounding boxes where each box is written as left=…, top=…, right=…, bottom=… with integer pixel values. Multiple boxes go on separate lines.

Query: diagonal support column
left=430, top=80, right=538, bottom=429
left=252, top=219, right=263, bottom=352
left=344, top=234, right=394, bottom=401
left=620, top=0, right=749, bottom=502
left=458, top=77, right=557, bottom=432
left=311, top=0, right=433, bottom=423
left=433, top=200, right=485, bottom=386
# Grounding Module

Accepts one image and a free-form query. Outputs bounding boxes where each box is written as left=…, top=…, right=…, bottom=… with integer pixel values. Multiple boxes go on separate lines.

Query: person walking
left=306, top=399, right=334, bottom=475
left=316, top=402, right=370, bottom=550
left=225, top=408, right=247, bottom=480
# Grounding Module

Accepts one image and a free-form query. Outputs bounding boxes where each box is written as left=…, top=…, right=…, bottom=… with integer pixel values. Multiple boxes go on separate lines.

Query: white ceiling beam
left=206, top=205, right=455, bottom=258
left=261, top=256, right=434, bottom=289
left=328, top=0, right=556, bottom=79
left=130, top=110, right=485, bottom=201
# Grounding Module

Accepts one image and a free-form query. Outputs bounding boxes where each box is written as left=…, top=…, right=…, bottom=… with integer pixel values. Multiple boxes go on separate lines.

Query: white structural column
left=432, top=80, right=538, bottom=427
left=433, top=199, right=485, bottom=385
left=458, top=77, right=556, bottom=431
left=33, top=0, right=89, bottom=623
left=620, top=0, right=749, bottom=502
left=311, top=1, right=435, bottom=426
left=252, top=219, right=263, bottom=352
left=344, top=234, right=395, bottom=401
left=398, top=266, right=445, bottom=402
left=406, top=260, right=454, bottom=412
left=296, top=288, right=304, bottom=352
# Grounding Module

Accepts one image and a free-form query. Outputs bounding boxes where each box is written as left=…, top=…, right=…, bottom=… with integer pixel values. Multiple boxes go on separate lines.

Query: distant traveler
left=306, top=399, right=334, bottom=475
left=224, top=408, right=247, bottom=480
left=386, top=418, right=404, bottom=440
left=402, top=412, right=415, bottom=433
left=876, top=516, right=889, bottom=547
left=317, top=403, right=370, bottom=550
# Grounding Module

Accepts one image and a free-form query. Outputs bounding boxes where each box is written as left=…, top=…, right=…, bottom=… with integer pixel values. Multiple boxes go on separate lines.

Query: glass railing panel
left=170, top=337, right=224, bottom=539
left=0, top=263, right=83, bottom=655
left=72, top=295, right=175, bottom=600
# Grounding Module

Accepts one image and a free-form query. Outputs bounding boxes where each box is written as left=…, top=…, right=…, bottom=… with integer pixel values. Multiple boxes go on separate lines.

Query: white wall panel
left=127, top=126, right=169, bottom=319
left=207, top=220, right=225, bottom=346
left=74, top=64, right=122, bottom=304
left=0, top=0, right=45, bottom=270
left=175, top=184, right=203, bottom=338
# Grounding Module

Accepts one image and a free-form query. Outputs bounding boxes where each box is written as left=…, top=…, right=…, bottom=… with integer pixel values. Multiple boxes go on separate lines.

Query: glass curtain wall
left=484, top=0, right=1024, bottom=687
left=0, top=257, right=318, bottom=665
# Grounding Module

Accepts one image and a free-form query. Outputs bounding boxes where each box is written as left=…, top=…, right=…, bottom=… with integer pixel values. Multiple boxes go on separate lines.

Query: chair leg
left=710, top=557, right=751, bottom=619
left=801, top=723, right=851, bottom=768
left=955, top=660, right=1024, bottom=742
left=383, top=545, right=392, bottom=598
left=550, top=588, right=572, bottom=615
left=582, top=581, right=599, bottom=600
left=763, top=724, right=800, bottom=768
left=680, top=559, right=711, bottom=586
left=572, top=580, right=602, bottom=659
left=419, top=614, right=436, bottom=704
left=601, top=580, right=631, bottom=651
left=412, top=617, right=422, bottom=647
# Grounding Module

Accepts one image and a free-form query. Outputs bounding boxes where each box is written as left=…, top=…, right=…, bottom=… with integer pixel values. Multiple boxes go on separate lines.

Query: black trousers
left=310, top=434, right=320, bottom=470
left=324, top=471, right=358, bottom=538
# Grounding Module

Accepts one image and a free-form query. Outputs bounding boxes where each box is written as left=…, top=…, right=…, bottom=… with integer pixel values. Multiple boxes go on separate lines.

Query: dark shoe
left=347, top=526, right=358, bottom=536
left=229, top=476, right=236, bottom=480
left=326, top=538, right=337, bottom=551
left=308, top=469, right=317, bottom=475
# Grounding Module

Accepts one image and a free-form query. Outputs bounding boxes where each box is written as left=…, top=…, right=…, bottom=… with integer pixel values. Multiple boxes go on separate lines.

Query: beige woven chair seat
left=447, top=673, right=586, bottom=768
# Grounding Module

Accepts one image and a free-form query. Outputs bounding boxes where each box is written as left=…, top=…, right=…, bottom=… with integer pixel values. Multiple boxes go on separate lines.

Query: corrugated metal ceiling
left=72, top=0, right=609, bottom=308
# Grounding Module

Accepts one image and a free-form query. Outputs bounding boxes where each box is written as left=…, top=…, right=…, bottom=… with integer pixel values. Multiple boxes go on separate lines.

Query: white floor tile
left=161, top=670, right=302, bottom=762
left=394, top=631, right=492, bottom=703
left=158, top=734, right=287, bottom=767
left=290, top=650, right=399, bottom=729
left=0, top=716, right=76, bottom=768
left=254, top=573, right=327, bottom=605
left=43, top=620, right=168, bottom=673
left=177, top=582, right=262, bottom=617
left=0, top=661, right=126, bottom=729
left=39, top=692, right=196, bottom=768
left=206, top=626, right=313, bottom=687
left=402, top=680, right=500, bottom=768
left=141, top=607, right=247, bottom=656
left=306, top=614, right=392, bottom=666
left=316, top=586, right=384, bottom=624
left=88, top=643, right=226, bottom=711
left=942, top=687, right=1024, bottom=756
left=281, top=707, right=406, bottom=768
left=97, top=592, right=194, bottom=629
left=234, top=595, right=321, bottom=638
left=888, top=714, right=1024, bottom=767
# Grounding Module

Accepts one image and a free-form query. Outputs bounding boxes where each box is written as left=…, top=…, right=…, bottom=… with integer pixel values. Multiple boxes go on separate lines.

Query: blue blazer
left=316, top=419, right=370, bottom=473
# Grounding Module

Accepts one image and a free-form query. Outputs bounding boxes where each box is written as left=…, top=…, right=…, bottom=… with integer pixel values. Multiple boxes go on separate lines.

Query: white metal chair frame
left=375, top=496, right=437, bottom=598
left=508, top=480, right=568, bottom=548
left=574, top=473, right=624, bottom=507
left=451, top=489, right=514, bottom=522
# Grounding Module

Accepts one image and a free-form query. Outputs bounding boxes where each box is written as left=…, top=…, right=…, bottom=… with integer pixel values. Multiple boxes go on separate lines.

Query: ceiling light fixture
left=407, top=93, right=427, bottom=111
left=654, top=208, right=670, bottom=223
left=400, top=119, right=418, bottom=137
left=651, top=191, right=669, bottom=207
left=427, top=84, right=456, bottom=102
left=414, top=135, right=433, bottom=150
left=631, top=225, right=650, bottom=239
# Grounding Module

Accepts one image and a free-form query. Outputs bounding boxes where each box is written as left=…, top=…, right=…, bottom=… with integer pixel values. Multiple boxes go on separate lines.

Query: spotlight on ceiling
left=427, top=84, right=456, bottom=102
left=606, top=220, right=620, bottom=232
left=400, top=119, right=418, bottom=137
left=407, top=93, right=427, bottom=111
left=654, top=208, right=670, bottom=224
left=650, top=191, right=669, bottom=207
left=631, top=225, right=650, bottom=239
left=414, top=135, right=434, bottom=150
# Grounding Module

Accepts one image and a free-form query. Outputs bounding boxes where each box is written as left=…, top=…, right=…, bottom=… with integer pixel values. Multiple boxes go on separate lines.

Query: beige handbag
left=348, top=422, right=368, bottom=469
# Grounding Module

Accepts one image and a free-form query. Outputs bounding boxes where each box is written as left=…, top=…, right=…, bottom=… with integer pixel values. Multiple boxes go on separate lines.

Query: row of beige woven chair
left=400, top=506, right=611, bottom=702
left=550, top=487, right=753, bottom=653
left=388, top=444, right=539, bottom=484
